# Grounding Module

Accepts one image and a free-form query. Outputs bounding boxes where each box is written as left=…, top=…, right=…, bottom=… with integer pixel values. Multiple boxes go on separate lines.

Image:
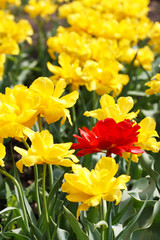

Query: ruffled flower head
left=62, top=156, right=130, bottom=218
left=72, top=118, right=144, bottom=157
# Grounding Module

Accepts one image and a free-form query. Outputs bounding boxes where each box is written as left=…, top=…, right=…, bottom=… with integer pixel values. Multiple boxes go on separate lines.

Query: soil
left=149, top=0, right=160, bottom=22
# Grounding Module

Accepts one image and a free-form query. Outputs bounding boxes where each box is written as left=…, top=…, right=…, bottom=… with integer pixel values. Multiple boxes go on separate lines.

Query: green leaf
left=56, top=228, right=70, bottom=240
left=0, top=207, right=19, bottom=215
left=127, top=91, right=146, bottom=96
left=13, top=159, right=37, bottom=225
left=23, top=194, right=37, bottom=225
left=129, top=177, right=157, bottom=200
left=3, top=216, right=22, bottom=232
left=0, top=231, right=31, bottom=240
left=81, top=219, right=101, bottom=240
left=29, top=221, right=43, bottom=239
left=63, top=206, right=89, bottom=240
left=86, top=207, right=99, bottom=224
left=5, top=182, right=12, bottom=200
left=94, top=220, right=108, bottom=230
left=115, top=199, right=147, bottom=240
left=50, top=217, right=69, bottom=240
left=152, top=200, right=160, bottom=225
left=112, top=199, right=132, bottom=225
left=157, top=175, right=160, bottom=189
left=47, top=171, right=65, bottom=205
left=139, top=153, right=159, bottom=183
left=131, top=226, right=160, bottom=240
left=128, top=192, right=155, bottom=210
left=131, top=202, right=160, bottom=240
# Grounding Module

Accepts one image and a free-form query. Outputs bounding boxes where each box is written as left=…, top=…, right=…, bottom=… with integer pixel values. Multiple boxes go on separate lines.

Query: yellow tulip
left=135, top=117, right=160, bottom=152
left=62, top=156, right=130, bottom=218
left=149, top=22, right=160, bottom=53
left=14, top=130, right=79, bottom=173
left=145, top=74, right=160, bottom=95
left=0, top=0, right=20, bottom=9
left=29, top=77, right=79, bottom=125
left=24, top=0, right=57, bottom=20
left=122, top=117, right=160, bottom=162
left=0, top=85, right=39, bottom=139
left=84, top=94, right=139, bottom=122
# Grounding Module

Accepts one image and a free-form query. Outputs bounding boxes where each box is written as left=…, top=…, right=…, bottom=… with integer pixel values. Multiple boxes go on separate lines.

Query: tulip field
left=1, top=0, right=160, bottom=239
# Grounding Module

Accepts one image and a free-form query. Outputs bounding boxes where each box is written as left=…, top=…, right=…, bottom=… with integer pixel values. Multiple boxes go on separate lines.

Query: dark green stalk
left=0, top=168, right=29, bottom=232
left=106, top=202, right=113, bottom=240
left=42, top=163, right=50, bottom=240
left=48, top=164, right=54, bottom=189
left=34, top=165, right=42, bottom=216
left=37, top=114, right=54, bottom=190
left=126, top=153, right=132, bottom=175
left=37, top=114, right=43, bottom=132
left=99, top=200, right=107, bottom=240
left=21, top=138, right=42, bottom=216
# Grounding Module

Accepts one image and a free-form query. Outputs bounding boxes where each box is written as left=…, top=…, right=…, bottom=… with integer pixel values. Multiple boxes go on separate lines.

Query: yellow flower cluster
left=62, top=156, right=130, bottom=218
left=149, top=22, right=160, bottom=53
left=24, top=0, right=57, bottom=20
left=0, top=77, right=78, bottom=167
left=47, top=0, right=155, bottom=95
left=145, top=73, right=160, bottom=95
left=0, top=9, right=33, bottom=80
left=0, top=77, right=78, bottom=140
left=85, top=94, right=160, bottom=162
left=0, top=0, right=20, bottom=9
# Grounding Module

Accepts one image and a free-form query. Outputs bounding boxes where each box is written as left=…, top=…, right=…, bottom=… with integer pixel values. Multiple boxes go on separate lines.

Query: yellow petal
left=66, top=192, right=90, bottom=205
left=30, top=77, right=54, bottom=96
left=52, top=79, right=66, bottom=98
left=76, top=203, right=89, bottom=218
left=47, top=62, right=61, bottom=75
left=0, top=159, right=4, bottom=167
left=0, top=142, right=6, bottom=160
left=59, top=53, right=71, bottom=68
left=139, top=117, right=157, bottom=133
left=31, top=132, right=45, bottom=155
left=21, top=155, right=42, bottom=167
left=61, top=109, right=70, bottom=125
left=84, top=109, right=106, bottom=120
left=14, top=146, right=28, bottom=157
left=100, top=94, right=115, bottom=108
left=39, top=130, right=54, bottom=147
left=95, top=157, right=118, bottom=175
left=117, top=97, right=134, bottom=114
left=16, top=159, right=24, bottom=173
left=60, top=90, right=79, bottom=108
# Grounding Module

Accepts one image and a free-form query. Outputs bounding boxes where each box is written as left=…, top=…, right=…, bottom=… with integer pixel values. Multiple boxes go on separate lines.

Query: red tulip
left=72, top=118, right=144, bottom=157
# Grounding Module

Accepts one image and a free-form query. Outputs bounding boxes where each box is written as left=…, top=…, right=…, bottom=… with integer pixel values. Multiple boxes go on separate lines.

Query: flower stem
left=99, top=200, right=107, bottom=240
left=34, top=165, right=42, bottom=216
left=42, top=163, right=50, bottom=240
left=37, top=114, right=43, bottom=132
left=21, top=138, right=30, bottom=149
left=90, top=91, right=99, bottom=128
left=102, top=200, right=107, bottom=240
left=21, top=138, right=42, bottom=217
left=0, top=168, right=29, bottom=232
left=48, top=164, right=54, bottom=189
left=106, top=202, right=112, bottom=240
left=126, top=153, right=132, bottom=175
left=92, top=90, right=99, bottom=110
left=37, top=114, right=54, bottom=192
